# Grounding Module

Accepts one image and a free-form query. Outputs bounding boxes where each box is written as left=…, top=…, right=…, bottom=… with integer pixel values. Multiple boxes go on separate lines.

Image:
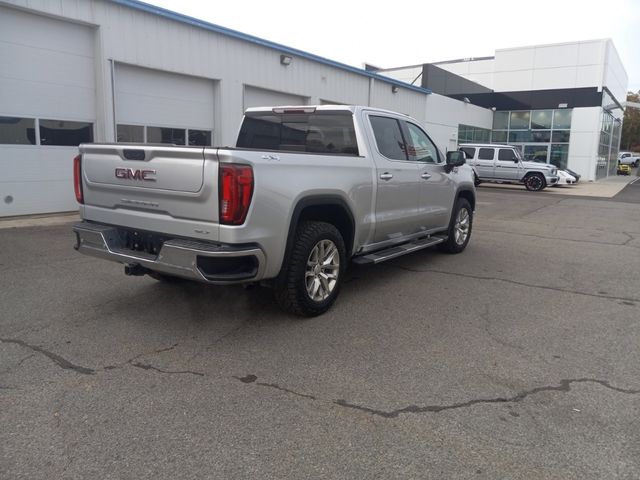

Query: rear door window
left=237, top=112, right=359, bottom=155
left=369, top=116, right=407, bottom=160
left=478, top=148, right=495, bottom=160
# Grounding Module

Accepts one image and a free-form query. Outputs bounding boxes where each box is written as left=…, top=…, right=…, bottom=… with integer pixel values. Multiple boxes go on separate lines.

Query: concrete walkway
left=480, top=171, right=639, bottom=198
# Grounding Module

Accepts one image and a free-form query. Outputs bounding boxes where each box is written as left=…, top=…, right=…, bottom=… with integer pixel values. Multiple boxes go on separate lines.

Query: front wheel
left=439, top=198, right=473, bottom=254
left=524, top=173, right=546, bottom=191
left=274, top=221, right=346, bottom=317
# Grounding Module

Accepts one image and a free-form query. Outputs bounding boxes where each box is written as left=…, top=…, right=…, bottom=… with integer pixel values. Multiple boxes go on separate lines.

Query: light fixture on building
left=391, top=85, right=399, bottom=94
left=463, top=97, right=471, bottom=103
left=280, top=54, right=292, bottom=66
left=558, top=103, right=568, bottom=108
left=491, top=107, right=497, bottom=111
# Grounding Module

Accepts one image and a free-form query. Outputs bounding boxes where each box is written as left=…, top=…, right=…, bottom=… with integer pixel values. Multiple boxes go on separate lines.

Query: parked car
left=618, top=151, right=640, bottom=167
left=617, top=163, right=632, bottom=175
left=564, top=167, right=581, bottom=182
left=459, top=143, right=559, bottom=191
left=72, top=105, right=475, bottom=316
left=555, top=170, right=577, bottom=185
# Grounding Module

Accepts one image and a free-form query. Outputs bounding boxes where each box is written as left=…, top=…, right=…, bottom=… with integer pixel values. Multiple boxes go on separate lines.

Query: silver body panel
left=76, top=106, right=475, bottom=283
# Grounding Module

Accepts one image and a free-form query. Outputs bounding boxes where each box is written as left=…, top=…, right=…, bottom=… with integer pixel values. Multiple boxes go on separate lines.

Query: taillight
left=73, top=154, right=84, bottom=204
left=219, top=164, right=254, bottom=225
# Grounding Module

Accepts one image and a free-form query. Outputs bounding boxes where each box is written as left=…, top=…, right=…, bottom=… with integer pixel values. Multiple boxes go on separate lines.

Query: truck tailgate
left=79, top=144, right=220, bottom=239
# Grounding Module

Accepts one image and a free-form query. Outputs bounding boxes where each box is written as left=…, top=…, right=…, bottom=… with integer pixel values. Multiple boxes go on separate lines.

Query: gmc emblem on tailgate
left=115, top=168, right=156, bottom=181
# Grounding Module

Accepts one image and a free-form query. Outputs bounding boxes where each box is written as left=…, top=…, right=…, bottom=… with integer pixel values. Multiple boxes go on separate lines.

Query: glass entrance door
left=522, top=144, right=549, bottom=164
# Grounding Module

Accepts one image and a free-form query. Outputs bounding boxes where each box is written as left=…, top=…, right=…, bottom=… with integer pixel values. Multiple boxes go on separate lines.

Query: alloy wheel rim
left=528, top=176, right=542, bottom=190
left=454, top=208, right=470, bottom=245
left=305, top=239, right=340, bottom=302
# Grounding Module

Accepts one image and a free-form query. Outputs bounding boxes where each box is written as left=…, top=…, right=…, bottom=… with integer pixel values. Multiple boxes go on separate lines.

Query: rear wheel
left=275, top=221, right=346, bottom=317
left=524, top=173, right=546, bottom=191
left=474, top=173, right=481, bottom=186
left=439, top=198, right=473, bottom=254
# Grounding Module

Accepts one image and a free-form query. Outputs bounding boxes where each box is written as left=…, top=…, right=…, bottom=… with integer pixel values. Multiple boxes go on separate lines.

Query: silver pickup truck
left=73, top=105, right=475, bottom=316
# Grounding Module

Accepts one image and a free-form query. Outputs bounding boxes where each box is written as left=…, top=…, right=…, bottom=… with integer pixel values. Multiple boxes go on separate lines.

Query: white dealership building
left=0, top=0, right=628, bottom=217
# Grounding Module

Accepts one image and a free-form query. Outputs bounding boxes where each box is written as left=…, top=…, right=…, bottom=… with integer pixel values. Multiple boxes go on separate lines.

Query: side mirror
left=513, top=158, right=519, bottom=163
left=445, top=151, right=466, bottom=172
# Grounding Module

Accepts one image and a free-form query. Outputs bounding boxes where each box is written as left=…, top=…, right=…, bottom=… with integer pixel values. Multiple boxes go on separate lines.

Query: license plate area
left=117, top=228, right=169, bottom=256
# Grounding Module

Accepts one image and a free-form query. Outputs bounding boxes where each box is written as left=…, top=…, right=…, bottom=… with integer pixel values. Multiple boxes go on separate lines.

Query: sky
left=146, top=0, right=640, bottom=93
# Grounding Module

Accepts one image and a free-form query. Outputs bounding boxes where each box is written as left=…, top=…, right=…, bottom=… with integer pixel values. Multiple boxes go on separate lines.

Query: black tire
left=634, top=160, right=639, bottom=168
left=524, top=173, right=546, bottom=191
left=274, top=221, right=346, bottom=317
left=439, top=198, right=473, bottom=254
left=473, top=173, right=481, bottom=186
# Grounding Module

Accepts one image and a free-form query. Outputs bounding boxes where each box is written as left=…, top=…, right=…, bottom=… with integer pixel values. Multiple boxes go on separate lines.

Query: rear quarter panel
left=216, top=149, right=374, bottom=278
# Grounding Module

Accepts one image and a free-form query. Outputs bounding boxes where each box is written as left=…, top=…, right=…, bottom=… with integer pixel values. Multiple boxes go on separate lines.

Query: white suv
left=460, top=143, right=559, bottom=192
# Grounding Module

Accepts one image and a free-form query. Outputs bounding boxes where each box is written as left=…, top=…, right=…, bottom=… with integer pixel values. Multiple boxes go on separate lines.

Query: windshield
left=513, top=148, right=524, bottom=161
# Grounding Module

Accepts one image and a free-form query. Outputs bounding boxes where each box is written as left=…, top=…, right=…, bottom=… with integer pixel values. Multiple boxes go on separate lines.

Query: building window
left=509, top=131, right=533, bottom=143
left=492, top=112, right=509, bottom=130
left=458, top=124, right=490, bottom=144
left=553, top=109, right=572, bottom=129
left=597, top=110, right=621, bottom=179
left=147, top=127, right=186, bottom=145
left=117, top=124, right=144, bottom=143
left=550, top=144, right=569, bottom=169
left=551, top=130, right=570, bottom=143
left=491, top=130, right=508, bottom=143
left=39, top=119, right=93, bottom=146
left=188, top=129, right=212, bottom=146
left=531, top=110, right=552, bottom=129
left=509, top=111, right=530, bottom=129
left=491, top=109, right=572, bottom=165
left=0, top=116, right=36, bottom=145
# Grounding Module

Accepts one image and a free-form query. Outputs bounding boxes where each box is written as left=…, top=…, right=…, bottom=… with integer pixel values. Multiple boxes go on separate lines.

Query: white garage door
left=0, top=6, right=95, bottom=217
left=243, top=86, right=308, bottom=110
left=114, top=64, right=215, bottom=147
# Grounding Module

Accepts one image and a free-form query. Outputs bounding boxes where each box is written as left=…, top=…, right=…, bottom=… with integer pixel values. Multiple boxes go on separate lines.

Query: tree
left=622, top=91, right=640, bottom=151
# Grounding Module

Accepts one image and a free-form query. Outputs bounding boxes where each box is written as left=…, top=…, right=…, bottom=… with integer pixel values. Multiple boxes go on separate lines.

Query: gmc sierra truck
left=73, top=105, right=475, bottom=316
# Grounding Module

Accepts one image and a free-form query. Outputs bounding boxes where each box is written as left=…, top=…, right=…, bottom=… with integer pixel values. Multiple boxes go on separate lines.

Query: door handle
left=379, top=172, right=393, bottom=180
left=421, top=172, right=432, bottom=180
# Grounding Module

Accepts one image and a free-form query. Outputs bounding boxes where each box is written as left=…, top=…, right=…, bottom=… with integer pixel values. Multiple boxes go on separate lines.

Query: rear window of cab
left=237, top=112, right=359, bottom=156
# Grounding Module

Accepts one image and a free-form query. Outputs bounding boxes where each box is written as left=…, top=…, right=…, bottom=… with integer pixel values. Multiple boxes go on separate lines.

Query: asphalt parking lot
left=2, top=186, right=640, bottom=480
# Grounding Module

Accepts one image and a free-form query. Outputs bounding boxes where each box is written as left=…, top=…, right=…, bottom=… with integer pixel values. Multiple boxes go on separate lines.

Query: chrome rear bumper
left=73, top=221, right=266, bottom=284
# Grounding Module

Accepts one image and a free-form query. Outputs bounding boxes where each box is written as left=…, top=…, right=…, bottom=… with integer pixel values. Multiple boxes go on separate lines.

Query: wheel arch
left=455, top=187, right=476, bottom=212
left=284, top=195, right=356, bottom=263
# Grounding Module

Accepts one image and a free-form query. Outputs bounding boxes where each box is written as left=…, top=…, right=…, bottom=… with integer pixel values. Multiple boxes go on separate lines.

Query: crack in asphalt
left=521, top=200, right=563, bottom=218
left=0, top=338, right=95, bottom=375
left=475, top=228, right=639, bottom=248
left=621, top=231, right=638, bottom=246
left=334, top=378, right=640, bottom=418
left=130, top=361, right=204, bottom=377
left=233, top=374, right=640, bottom=419
left=233, top=375, right=316, bottom=400
left=387, top=265, right=640, bottom=303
